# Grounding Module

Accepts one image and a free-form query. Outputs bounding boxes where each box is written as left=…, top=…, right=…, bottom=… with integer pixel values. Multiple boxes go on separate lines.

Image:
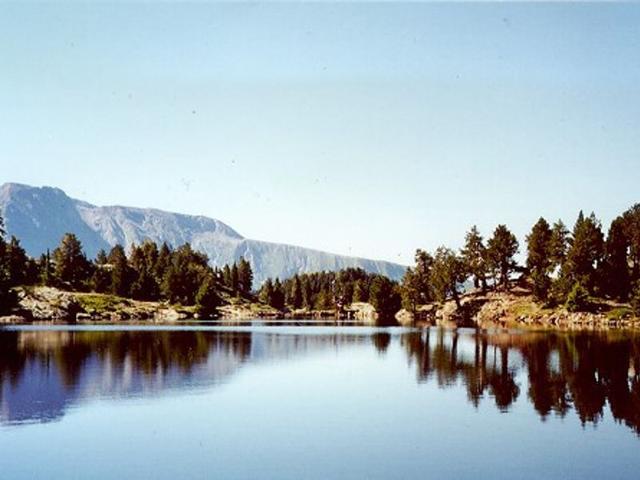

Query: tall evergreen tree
left=487, top=225, right=519, bottom=290
left=271, top=278, right=285, bottom=310
left=563, top=211, right=604, bottom=294
left=549, top=220, right=570, bottom=271
left=413, top=249, right=435, bottom=302
left=369, top=275, right=401, bottom=320
left=230, top=263, right=239, bottom=296
left=290, top=274, right=303, bottom=309
left=461, top=226, right=487, bottom=291
left=38, top=250, right=54, bottom=286
left=108, top=245, right=133, bottom=297
left=259, top=278, right=275, bottom=305
left=622, top=204, right=640, bottom=283
left=431, top=246, right=466, bottom=308
left=6, top=236, right=28, bottom=285
left=603, top=216, right=630, bottom=301
left=195, top=274, right=221, bottom=318
left=400, top=267, right=421, bottom=313
left=237, top=257, right=253, bottom=295
left=52, top=233, right=90, bottom=290
left=0, top=215, right=17, bottom=313
left=526, top=218, right=553, bottom=300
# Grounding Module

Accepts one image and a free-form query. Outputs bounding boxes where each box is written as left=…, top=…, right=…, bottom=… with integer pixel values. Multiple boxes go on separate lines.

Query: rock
left=0, top=315, right=28, bottom=324
left=18, top=286, right=84, bottom=320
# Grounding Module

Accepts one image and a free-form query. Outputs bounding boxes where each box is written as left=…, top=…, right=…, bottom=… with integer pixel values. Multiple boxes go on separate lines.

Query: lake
left=1, top=323, right=639, bottom=479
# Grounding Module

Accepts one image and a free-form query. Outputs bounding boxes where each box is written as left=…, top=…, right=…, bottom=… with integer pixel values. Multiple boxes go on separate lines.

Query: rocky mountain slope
left=0, top=183, right=405, bottom=284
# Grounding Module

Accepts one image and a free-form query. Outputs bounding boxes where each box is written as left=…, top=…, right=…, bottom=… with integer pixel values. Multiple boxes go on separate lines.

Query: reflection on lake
left=1, top=325, right=639, bottom=479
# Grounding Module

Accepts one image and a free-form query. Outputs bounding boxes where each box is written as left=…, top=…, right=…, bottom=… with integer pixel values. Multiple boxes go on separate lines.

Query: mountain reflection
left=2, top=327, right=640, bottom=435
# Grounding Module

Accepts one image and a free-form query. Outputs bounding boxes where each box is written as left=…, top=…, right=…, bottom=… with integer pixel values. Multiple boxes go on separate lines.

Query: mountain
left=0, top=183, right=406, bottom=285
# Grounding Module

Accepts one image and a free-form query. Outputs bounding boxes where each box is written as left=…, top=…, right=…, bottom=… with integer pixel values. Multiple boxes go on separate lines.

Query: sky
left=1, top=2, right=639, bottom=266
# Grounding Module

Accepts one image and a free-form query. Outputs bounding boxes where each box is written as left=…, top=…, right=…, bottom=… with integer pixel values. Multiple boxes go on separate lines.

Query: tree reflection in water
left=1, top=327, right=640, bottom=434
left=403, top=329, right=640, bottom=433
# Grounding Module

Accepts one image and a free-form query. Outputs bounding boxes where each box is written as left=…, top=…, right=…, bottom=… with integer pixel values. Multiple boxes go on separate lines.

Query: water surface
left=1, top=324, right=639, bottom=479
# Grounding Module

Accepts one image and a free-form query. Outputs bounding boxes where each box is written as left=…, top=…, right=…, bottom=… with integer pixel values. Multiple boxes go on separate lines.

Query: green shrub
left=565, top=282, right=590, bottom=313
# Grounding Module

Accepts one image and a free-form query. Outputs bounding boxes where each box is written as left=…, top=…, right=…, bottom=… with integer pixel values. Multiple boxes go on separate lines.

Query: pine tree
left=230, top=263, right=239, bottom=296
left=622, top=204, right=640, bottom=283
left=352, top=279, right=367, bottom=303
left=431, top=246, right=466, bottom=308
left=461, top=226, right=487, bottom=291
left=603, top=216, right=630, bottom=300
left=291, top=274, right=303, bottom=309
left=413, top=249, right=434, bottom=302
left=222, top=264, right=232, bottom=289
left=259, top=278, right=274, bottom=305
left=400, top=267, right=421, bottom=313
left=563, top=211, right=604, bottom=294
left=271, top=278, right=285, bottom=310
left=526, top=218, right=552, bottom=300
left=195, top=274, right=221, bottom=318
left=369, top=275, right=401, bottom=320
left=549, top=220, right=570, bottom=270
left=52, top=233, right=90, bottom=290
left=108, top=245, right=132, bottom=297
left=154, top=242, right=172, bottom=286
left=0, top=217, right=17, bottom=314
left=237, top=257, right=253, bottom=295
left=487, top=225, right=519, bottom=290
left=38, top=250, right=54, bottom=286
left=6, top=236, right=28, bottom=285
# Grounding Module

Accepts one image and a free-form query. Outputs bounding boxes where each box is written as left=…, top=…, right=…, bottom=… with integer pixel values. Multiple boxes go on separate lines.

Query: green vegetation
left=0, top=211, right=254, bottom=318
left=3, top=200, right=640, bottom=322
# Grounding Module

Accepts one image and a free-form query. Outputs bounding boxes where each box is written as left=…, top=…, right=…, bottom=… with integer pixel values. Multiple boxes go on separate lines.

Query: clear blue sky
left=1, top=2, right=639, bottom=265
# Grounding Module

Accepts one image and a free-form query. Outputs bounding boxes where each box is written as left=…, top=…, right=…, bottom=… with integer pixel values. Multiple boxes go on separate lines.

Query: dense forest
left=399, top=204, right=640, bottom=316
left=0, top=213, right=253, bottom=317
left=2, top=202, right=640, bottom=320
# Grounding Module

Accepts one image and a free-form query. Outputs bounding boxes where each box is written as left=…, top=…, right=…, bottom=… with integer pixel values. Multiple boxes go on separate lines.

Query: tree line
left=258, top=268, right=401, bottom=319
left=0, top=217, right=254, bottom=317
left=401, top=204, right=640, bottom=315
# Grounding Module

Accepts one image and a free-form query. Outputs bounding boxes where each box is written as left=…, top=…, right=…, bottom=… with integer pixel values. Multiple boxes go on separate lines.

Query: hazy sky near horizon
left=1, top=2, right=639, bottom=265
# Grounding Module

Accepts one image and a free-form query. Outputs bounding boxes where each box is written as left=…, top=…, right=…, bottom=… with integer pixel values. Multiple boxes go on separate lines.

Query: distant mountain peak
left=0, top=182, right=406, bottom=284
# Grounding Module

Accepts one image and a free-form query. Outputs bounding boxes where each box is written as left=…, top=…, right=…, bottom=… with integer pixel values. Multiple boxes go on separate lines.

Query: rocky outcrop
left=17, top=286, right=83, bottom=320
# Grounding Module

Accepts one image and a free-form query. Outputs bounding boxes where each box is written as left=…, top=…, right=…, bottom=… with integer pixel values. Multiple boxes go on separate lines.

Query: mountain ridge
left=0, top=182, right=406, bottom=285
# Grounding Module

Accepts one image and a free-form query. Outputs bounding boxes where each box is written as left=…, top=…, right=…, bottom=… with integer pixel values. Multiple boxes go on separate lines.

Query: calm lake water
left=1, top=323, right=639, bottom=479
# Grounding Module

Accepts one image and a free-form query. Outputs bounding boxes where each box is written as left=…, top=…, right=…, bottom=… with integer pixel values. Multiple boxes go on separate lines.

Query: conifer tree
left=271, top=278, right=285, bottom=310
left=431, top=246, right=466, bottom=308
left=230, top=263, right=239, bottom=296
left=0, top=216, right=16, bottom=313
left=259, top=278, right=274, bottom=305
left=623, top=204, right=640, bottom=283
left=563, top=211, right=604, bottom=294
left=413, top=249, right=434, bottom=302
left=52, top=233, right=90, bottom=290
left=38, top=250, right=54, bottom=286
left=6, top=236, right=28, bottom=285
left=369, top=275, right=401, bottom=320
left=291, top=274, right=303, bottom=309
left=108, top=245, right=132, bottom=297
left=195, top=274, right=221, bottom=318
left=237, top=257, right=253, bottom=295
left=549, top=220, right=570, bottom=271
left=487, top=225, right=519, bottom=290
left=400, top=267, right=421, bottom=313
left=461, top=226, right=487, bottom=291
left=526, top=218, right=552, bottom=300
left=603, top=216, right=630, bottom=301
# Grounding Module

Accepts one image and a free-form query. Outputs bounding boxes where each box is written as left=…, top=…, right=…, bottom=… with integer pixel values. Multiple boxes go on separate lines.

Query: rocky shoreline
left=396, top=286, right=640, bottom=330
left=2, top=285, right=639, bottom=330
